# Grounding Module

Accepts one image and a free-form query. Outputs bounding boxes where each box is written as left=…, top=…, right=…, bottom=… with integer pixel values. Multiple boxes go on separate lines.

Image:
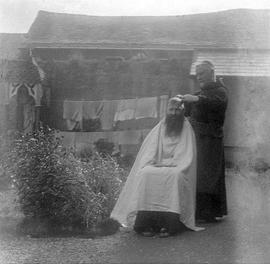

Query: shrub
left=2, top=127, right=127, bottom=233
left=117, top=153, right=135, bottom=169
left=94, top=139, right=115, bottom=156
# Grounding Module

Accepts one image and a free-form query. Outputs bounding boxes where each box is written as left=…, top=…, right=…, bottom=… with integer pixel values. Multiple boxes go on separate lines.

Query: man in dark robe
left=178, top=61, right=228, bottom=222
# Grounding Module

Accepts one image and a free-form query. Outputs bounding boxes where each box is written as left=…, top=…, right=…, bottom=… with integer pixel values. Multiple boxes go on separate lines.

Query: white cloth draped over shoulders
left=110, top=118, right=204, bottom=231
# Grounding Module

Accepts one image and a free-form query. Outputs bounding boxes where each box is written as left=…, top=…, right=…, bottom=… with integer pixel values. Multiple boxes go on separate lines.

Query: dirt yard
left=0, top=169, right=270, bottom=264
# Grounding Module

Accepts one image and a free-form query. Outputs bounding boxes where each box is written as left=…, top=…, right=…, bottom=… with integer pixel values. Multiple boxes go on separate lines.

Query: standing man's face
left=196, top=66, right=214, bottom=88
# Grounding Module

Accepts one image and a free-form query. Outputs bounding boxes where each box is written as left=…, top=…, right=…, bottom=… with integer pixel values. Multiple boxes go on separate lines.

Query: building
left=2, top=9, right=270, bottom=163
left=0, top=33, right=42, bottom=133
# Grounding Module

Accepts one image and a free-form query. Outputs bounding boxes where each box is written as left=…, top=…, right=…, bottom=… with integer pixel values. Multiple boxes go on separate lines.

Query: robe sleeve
left=196, top=86, right=228, bottom=110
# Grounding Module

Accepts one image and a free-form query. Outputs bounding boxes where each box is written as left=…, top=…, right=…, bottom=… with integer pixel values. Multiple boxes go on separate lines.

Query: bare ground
left=0, top=169, right=270, bottom=264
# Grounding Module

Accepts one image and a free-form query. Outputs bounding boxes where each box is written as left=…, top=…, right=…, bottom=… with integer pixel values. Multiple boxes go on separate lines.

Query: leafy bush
left=117, top=153, right=135, bottom=169
left=2, top=127, right=127, bottom=232
left=94, top=139, right=115, bottom=157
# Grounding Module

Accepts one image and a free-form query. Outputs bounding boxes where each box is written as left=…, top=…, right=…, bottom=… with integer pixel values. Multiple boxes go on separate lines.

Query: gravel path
left=1, top=170, right=270, bottom=264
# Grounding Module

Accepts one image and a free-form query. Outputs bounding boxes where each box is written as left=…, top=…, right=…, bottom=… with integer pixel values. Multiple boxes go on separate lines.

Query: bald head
left=168, top=96, right=184, bottom=109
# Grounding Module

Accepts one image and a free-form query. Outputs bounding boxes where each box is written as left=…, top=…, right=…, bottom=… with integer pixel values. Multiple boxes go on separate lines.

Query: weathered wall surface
left=223, top=76, right=270, bottom=165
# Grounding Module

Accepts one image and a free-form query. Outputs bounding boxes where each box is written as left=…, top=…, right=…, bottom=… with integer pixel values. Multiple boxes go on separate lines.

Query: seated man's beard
left=165, top=113, right=184, bottom=137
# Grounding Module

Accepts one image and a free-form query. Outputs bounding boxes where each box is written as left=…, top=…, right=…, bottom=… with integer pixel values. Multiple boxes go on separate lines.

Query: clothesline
left=62, top=95, right=169, bottom=131
left=50, top=95, right=170, bottom=103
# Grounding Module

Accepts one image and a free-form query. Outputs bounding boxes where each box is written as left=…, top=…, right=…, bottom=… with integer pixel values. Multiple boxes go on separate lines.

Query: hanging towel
left=100, top=100, right=119, bottom=130
left=134, top=97, right=158, bottom=119
left=159, top=95, right=169, bottom=120
left=83, top=101, right=104, bottom=120
left=63, top=100, right=83, bottom=130
left=25, top=83, right=43, bottom=106
left=9, top=83, right=20, bottom=98
left=63, top=100, right=83, bottom=121
left=33, top=84, right=43, bottom=106
left=114, top=99, right=137, bottom=121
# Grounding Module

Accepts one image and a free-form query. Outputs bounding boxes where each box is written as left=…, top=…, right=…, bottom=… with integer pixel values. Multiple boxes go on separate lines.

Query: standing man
left=178, top=61, right=228, bottom=222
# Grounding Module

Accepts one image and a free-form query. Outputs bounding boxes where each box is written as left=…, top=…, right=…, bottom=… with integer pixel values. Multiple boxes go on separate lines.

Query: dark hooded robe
left=184, top=81, right=228, bottom=220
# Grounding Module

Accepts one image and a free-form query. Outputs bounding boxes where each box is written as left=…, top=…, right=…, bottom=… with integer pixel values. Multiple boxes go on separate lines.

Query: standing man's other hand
left=178, top=94, right=199, bottom=103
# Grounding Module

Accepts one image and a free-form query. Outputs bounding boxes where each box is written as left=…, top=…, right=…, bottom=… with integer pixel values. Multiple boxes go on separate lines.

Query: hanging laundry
left=63, top=100, right=83, bottom=131
left=25, top=83, right=43, bottom=106
left=114, top=98, right=137, bottom=121
left=159, top=95, right=169, bottom=120
left=134, top=97, right=158, bottom=119
left=9, top=83, right=20, bottom=98
left=32, top=84, right=43, bottom=106
left=82, top=118, right=101, bottom=132
left=82, top=101, right=104, bottom=120
left=99, top=100, right=118, bottom=130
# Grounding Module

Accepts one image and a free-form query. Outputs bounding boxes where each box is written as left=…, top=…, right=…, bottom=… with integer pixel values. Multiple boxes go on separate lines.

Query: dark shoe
left=196, top=216, right=219, bottom=223
left=159, top=228, right=170, bottom=238
left=141, top=231, right=155, bottom=237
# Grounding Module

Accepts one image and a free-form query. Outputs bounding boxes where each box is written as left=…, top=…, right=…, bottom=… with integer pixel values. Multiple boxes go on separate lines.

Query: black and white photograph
left=0, top=0, right=270, bottom=263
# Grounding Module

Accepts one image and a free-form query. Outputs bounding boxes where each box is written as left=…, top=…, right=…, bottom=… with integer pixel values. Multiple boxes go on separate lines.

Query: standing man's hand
left=177, top=94, right=199, bottom=103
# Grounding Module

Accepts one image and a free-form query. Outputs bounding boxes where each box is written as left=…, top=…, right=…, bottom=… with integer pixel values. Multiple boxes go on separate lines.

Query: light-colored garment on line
left=114, top=99, right=137, bottom=121
left=25, top=83, right=43, bottom=106
left=33, top=84, right=43, bottom=106
left=63, top=100, right=83, bottom=130
left=83, top=101, right=104, bottom=120
left=8, top=83, right=20, bottom=99
left=111, top=118, right=204, bottom=231
left=100, top=100, right=119, bottom=130
left=134, top=97, right=158, bottom=119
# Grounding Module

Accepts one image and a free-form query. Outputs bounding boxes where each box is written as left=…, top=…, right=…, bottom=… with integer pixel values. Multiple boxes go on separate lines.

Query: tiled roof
left=27, top=9, right=270, bottom=49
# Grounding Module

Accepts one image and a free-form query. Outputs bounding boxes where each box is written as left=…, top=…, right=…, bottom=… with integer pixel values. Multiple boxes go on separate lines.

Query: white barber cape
left=111, top=118, right=203, bottom=231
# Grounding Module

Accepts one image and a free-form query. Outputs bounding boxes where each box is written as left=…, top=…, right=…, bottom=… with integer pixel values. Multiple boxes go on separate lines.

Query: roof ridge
left=36, top=8, right=270, bottom=19
left=26, top=9, right=270, bottom=49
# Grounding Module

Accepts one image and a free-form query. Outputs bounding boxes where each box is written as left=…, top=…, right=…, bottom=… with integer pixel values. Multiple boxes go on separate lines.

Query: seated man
left=110, top=97, right=203, bottom=237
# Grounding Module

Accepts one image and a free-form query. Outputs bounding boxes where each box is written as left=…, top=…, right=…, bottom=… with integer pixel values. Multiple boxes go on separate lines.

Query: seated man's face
left=165, top=103, right=184, bottom=136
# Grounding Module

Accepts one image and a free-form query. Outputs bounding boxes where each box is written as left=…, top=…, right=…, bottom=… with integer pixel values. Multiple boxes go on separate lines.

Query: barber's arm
left=177, top=94, right=199, bottom=103
left=178, top=88, right=227, bottom=109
